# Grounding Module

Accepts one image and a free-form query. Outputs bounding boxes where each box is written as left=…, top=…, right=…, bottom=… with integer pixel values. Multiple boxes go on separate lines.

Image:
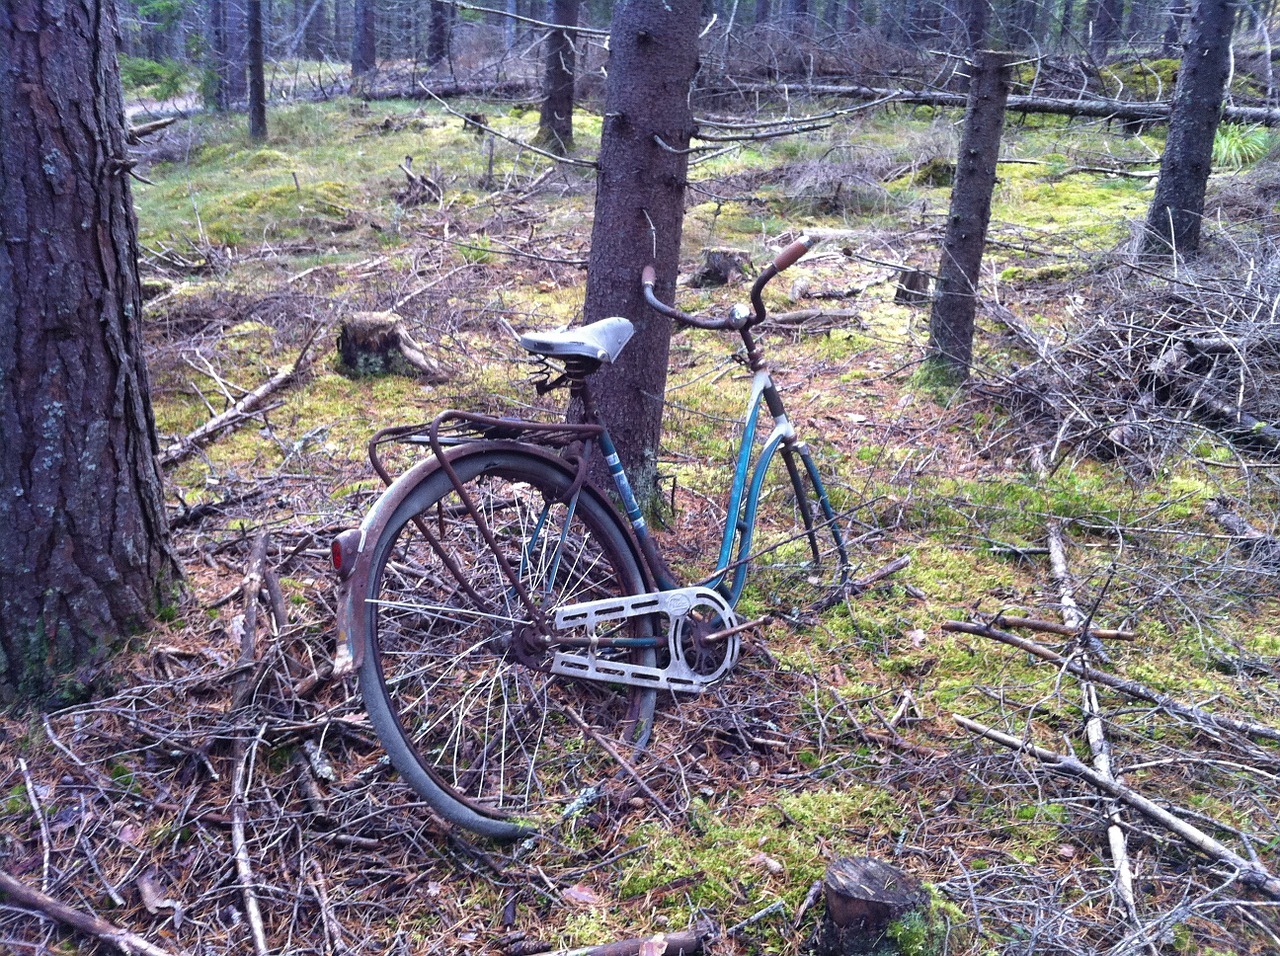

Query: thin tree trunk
left=536, top=0, right=579, bottom=153
left=226, top=0, right=249, bottom=103
left=928, top=50, right=1015, bottom=379
left=352, top=0, right=377, bottom=74
left=1163, top=0, right=1189, bottom=53
left=428, top=0, right=449, bottom=65
left=247, top=0, right=267, bottom=138
left=1143, top=0, right=1238, bottom=255
left=0, top=0, right=179, bottom=702
left=581, top=0, right=701, bottom=507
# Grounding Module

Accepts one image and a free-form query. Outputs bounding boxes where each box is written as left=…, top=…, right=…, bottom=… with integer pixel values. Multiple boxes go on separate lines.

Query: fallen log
left=700, top=81, right=1280, bottom=128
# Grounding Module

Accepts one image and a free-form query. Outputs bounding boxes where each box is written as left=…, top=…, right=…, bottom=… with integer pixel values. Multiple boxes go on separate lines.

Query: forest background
left=3, top=0, right=1280, bottom=953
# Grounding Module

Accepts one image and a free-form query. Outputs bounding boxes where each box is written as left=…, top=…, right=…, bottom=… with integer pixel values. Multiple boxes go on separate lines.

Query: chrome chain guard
left=548, top=586, right=741, bottom=693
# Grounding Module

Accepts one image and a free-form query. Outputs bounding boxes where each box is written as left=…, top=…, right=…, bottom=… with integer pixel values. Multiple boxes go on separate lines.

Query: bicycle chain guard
left=549, top=586, right=741, bottom=693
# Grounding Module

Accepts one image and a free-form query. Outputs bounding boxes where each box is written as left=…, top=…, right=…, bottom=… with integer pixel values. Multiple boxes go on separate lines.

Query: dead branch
left=765, top=308, right=866, bottom=328
left=952, top=714, right=1280, bottom=901
left=159, top=359, right=313, bottom=467
left=230, top=729, right=270, bottom=956
left=126, top=116, right=180, bottom=144
left=989, top=613, right=1136, bottom=641
left=538, top=930, right=705, bottom=956
left=0, top=869, right=180, bottom=956
left=942, top=620, right=1280, bottom=744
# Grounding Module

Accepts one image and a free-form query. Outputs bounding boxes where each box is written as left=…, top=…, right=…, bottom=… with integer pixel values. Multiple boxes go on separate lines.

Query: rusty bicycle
left=332, top=236, right=850, bottom=840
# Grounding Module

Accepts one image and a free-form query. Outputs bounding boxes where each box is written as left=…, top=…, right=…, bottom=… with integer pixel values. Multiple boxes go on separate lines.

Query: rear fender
left=335, top=441, right=644, bottom=669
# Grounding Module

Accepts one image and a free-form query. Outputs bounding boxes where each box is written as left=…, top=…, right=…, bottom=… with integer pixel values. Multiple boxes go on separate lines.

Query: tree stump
left=687, top=247, right=752, bottom=288
left=336, top=311, right=449, bottom=382
left=808, top=857, right=928, bottom=956
left=894, top=269, right=932, bottom=306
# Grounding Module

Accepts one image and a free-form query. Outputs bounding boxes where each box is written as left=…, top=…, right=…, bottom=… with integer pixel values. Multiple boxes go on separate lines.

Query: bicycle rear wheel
left=357, top=448, right=656, bottom=840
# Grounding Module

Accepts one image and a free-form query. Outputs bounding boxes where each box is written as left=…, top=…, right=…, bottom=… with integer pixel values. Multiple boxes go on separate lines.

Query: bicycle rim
left=358, top=449, right=656, bottom=838
left=736, top=440, right=851, bottom=617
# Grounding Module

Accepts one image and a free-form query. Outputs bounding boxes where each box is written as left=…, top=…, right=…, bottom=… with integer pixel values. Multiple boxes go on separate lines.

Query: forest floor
left=3, top=79, right=1280, bottom=956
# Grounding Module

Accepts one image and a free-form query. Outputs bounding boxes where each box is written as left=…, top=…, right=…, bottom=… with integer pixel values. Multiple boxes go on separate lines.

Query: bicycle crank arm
left=549, top=587, right=742, bottom=693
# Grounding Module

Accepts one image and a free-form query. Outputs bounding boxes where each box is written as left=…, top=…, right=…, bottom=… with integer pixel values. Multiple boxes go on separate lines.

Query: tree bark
left=352, top=0, right=377, bottom=74
left=928, top=51, right=1014, bottom=379
left=809, top=857, right=929, bottom=956
left=0, top=0, right=179, bottom=702
left=427, top=0, right=449, bottom=66
left=536, top=0, right=579, bottom=153
left=1142, top=0, right=1239, bottom=255
left=247, top=0, right=268, bottom=139
left=225, top=0, right=249, bottom=102
left=581, top=0, right=701, bottom=508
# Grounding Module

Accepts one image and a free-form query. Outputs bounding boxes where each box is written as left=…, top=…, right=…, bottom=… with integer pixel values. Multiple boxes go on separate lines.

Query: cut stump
left=336, top=311, right=449, bottom=382
left=894, top=269, right=932, bottom=306
left=687, top=247, right=752, bottom=287
left=809, top=857, right=928, bottom=956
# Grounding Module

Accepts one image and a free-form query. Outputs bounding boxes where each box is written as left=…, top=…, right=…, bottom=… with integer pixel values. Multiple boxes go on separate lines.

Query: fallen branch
left=765, top=308, right=866, bottom=328
left=952, top=714, right=1280, bottom=901
left=538, top=930, right=705, bottom=956
left=230, top=729, right=270, bottom=956
left=160, top=324, right=324, bottom=467
left=126, top=116, right=180, bottom=144
left=942, top=619, right=1280, bottom=744
left=0, top=869, right=180, bottom=956
left=160, top=364, right=305, bottom=467
left=989, top=613, right=1136, bottom=641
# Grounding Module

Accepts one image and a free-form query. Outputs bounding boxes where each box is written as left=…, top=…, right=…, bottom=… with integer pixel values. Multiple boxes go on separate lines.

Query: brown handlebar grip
left=772, top=235, right=818, bottom=272
left=642, top=264, right=657, bottom=286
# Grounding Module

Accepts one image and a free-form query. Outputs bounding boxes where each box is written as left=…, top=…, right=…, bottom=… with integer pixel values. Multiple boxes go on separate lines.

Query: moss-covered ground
left=3, top=93, right=1279, bottom=956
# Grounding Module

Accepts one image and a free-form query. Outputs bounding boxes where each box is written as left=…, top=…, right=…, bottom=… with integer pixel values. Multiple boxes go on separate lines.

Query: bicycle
left=332, top=235, right=851, bottom=841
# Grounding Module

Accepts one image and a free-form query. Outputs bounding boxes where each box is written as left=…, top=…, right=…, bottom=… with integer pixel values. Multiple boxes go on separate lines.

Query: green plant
left=1213, top=124, right=1272, bottom=170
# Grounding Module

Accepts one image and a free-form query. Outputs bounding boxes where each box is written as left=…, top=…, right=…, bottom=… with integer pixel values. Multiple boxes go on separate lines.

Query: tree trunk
left=208, top=0, right=231, bottom=110
left=536, top=0, right=579, bottom=153
left=352, top=0, right=377, bottom=74
left=1090, top=0, right=1122, bottom=57
left=247, top=0, right=268, bottom=139
left=928, top=50, right=1014, bottom=379
left=428, top=0, right=449, bottom=66
left=581, top=0, right=701, bottom=507
left=0, top=0, right=179, bottom=702
left=1163, top=0, right=1189, bottom=53
left=1142, top=0, right=1238, bottom=255
left=226, top=0, right=249, bottom=103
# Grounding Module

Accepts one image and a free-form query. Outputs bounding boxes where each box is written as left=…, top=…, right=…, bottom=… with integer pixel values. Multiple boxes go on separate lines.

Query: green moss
left=999, top=262, right=1090, bottom=284
left=887, top=889, right=970, bottom=956
left=1100, top=59, right=1180, bottom=101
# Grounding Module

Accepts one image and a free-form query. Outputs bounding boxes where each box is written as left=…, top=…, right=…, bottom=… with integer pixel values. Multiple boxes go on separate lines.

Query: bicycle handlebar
left=642, top=235, right=820, bottom=331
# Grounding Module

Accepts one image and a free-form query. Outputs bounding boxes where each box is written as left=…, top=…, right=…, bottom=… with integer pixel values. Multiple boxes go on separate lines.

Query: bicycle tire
left=732, top=436, right=851, bottom=617
left=357, top=447, right=656, bottom=840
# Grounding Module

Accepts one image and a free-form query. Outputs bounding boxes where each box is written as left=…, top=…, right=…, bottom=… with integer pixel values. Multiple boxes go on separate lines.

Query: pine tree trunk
left=1143, top=0, right=1238, bottom=255
left=580, top=0, right=701, bottom=508
left=536, top=0, right=579, bottom=153
left=927, top=50, right=1014, bottom=379
left=352, top=0, right=377, bottom=74
left=0, top=0, right=179, bottom=702
left=226, top=0, right=249, bottom=102
left=247, top=0, right=268, bottom=138
left=428, top=0, right=449, bottom=65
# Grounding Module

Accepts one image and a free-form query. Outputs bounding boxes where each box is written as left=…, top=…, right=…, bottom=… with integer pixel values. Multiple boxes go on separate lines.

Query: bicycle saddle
left=518, top=316, right=635, bottom=364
